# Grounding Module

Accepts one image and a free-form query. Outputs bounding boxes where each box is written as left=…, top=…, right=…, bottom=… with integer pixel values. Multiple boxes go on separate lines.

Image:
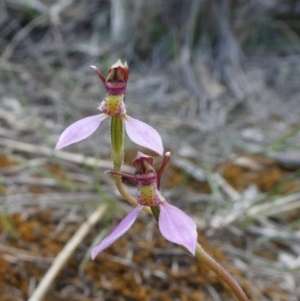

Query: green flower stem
left=110, top=116, right=124, bottom=171
left=110, top=116, right=152, bottom=214
left=195, top=243, right=249, bottom=301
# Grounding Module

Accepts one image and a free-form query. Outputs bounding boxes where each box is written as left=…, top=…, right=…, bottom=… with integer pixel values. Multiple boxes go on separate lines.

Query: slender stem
left=195, top=243, right=249, bottom=301
left=110, top=117, right=152, bottom=214
left=111, top=116, right=124, bottom=171
left=113, top=174, right=136, bottom=205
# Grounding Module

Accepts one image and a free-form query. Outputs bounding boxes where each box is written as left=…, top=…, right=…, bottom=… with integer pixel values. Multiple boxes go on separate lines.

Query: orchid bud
left=91, top=59, right=129, bottom=95
left=105, top=59, right=129, bottom=95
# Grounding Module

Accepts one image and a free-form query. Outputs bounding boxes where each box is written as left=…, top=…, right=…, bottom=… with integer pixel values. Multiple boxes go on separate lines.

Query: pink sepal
left=124, top=115, right=163, bottom=156
left=55, top=114, right=107, bottom=150
left=159, top=202, right=197, bottom=255
left=91, top=206, right=142, bottom=259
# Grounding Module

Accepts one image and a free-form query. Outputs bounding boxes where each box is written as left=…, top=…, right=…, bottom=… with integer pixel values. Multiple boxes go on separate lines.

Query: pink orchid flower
left=55, top=60, right=163, bottom=155
left=92, top=152, right=197, bottom=259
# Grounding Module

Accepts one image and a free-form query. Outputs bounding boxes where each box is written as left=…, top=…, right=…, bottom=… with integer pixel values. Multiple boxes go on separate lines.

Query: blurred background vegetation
left=1, top=0, right=300, bottom=300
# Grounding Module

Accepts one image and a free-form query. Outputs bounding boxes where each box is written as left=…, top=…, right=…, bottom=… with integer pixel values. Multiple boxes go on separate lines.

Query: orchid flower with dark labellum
left=55, top=60, right=163, bottom=156
left=91, top=152, right=197, bottom=259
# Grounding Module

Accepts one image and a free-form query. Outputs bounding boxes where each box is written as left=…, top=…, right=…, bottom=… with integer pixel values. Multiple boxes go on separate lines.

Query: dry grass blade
left=247, top=192, right=300, bottom=217
left=0, top=193, right=106, bottom=212
left=1, top=15, right=48, bottom=60
left=213, top=173, right=241, bottom=201
left=0, top=245, right=53, bottom=264
left=49, top=0, right=77, bottom=24
left=28, top=204, right=107, bottom=301
left=206, top=284, right=222, bottom=301
left=0, top=137, right=132, bottom=173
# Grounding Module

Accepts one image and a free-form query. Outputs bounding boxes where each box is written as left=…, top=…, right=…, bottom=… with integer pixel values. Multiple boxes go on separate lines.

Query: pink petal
left=159, top=202, right=197, bottom=255
left=124, top=115, right=163, bottom=156
left=55, top=114, right=107, bottom=150
left=91, top=206, right=142, bottom=259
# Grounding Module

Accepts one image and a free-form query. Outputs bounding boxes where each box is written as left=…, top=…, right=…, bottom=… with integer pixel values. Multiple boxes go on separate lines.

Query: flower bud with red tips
left=107, top=60, right=129, bottom=82
left=106, top=60, right=129, bottom=95
left=92, top=59, right=129, bottom=95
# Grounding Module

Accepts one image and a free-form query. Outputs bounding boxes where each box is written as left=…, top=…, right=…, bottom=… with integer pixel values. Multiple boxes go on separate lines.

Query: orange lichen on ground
left=0, top=153, right=17, bottom=168
left=222, top=155, right=299, bottom=193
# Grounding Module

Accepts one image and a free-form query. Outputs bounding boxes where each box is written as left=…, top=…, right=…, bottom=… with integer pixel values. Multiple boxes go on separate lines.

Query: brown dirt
left=0, top=153, right=298, bottom=301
